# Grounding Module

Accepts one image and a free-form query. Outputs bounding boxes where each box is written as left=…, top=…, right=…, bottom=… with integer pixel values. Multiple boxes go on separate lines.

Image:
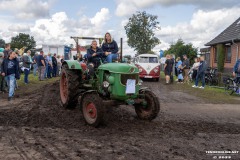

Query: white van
left=134, top=54, right=160, bottom=81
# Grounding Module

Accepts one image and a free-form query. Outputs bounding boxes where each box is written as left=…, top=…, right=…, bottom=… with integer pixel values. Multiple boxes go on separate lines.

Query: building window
left=225, top=46, right=231, bottom=63
left=214, top=47, right=217, bottom=62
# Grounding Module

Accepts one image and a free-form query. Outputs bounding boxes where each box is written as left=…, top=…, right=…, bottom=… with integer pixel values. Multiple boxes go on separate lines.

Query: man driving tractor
left=86, top=40, right=104, bottom=77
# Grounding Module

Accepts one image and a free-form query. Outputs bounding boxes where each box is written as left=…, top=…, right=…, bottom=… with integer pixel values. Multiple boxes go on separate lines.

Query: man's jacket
left=1, top=58, right=20, bottom=79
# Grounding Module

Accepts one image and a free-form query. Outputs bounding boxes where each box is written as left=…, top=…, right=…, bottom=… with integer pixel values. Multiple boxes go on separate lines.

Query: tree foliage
left=10, top=33, right=36, bottom=52
left=124, top=11, right=160, bottom=54
left=217, top=44, right=225, bottom=72
left=123, top=55, right=132, bottom=63
left=164, top=39, right=198, bottom=65
left=0, top=39, right=5, bottom=48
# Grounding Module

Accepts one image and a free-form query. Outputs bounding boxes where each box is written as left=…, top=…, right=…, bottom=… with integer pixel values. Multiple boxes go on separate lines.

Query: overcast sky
left=0, top=0, right=239, bottom=55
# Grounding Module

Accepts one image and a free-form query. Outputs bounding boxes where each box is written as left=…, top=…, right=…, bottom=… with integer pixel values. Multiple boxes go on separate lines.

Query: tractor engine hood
left=98, top=63, right=139, bottom=74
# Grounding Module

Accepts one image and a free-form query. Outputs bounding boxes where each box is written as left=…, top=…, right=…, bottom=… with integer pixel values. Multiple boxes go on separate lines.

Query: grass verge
left=160, top=71, right=240, bottom=104
left=16, top=73, right=59, bottom=95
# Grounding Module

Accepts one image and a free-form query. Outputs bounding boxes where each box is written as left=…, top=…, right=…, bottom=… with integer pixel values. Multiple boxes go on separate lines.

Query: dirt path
left=0, top=80, right=240, bottom=160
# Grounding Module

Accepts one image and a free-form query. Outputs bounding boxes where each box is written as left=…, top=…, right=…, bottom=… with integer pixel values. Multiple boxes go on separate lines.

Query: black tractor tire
left=60, top=64, right=81, bottom=109
left=81, top=93, right=105, bottom=127
left=134, top=90, right=160, bottom=120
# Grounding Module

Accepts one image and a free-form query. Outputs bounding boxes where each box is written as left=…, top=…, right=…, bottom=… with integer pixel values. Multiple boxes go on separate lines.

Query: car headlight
left=139, top=68, right=143, bottom=72
left=154, top=68, right=158, bottom=73
left=103, top=81, right=110, bottom=88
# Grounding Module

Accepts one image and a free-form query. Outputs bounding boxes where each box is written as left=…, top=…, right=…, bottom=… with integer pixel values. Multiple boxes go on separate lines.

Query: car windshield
left=139, top=57, right=158, bottom=63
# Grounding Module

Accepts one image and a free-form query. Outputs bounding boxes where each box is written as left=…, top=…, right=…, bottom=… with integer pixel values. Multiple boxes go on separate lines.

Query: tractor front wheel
left=134, top=90, right=160, bottom=120
left=81, top=93, right=105, bottom=127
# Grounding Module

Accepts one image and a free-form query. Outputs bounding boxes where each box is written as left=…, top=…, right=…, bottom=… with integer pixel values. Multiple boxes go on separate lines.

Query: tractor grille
left=121, top=74, right=139, bottom=85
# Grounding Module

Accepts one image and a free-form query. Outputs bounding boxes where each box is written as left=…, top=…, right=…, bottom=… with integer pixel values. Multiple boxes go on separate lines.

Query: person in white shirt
left=190, top=57, right=200, bottom=81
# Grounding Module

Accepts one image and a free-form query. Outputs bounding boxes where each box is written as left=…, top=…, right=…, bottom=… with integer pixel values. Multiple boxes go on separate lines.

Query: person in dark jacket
left=164, top=54, right=173, bottom=84
left=0, top=52, right=7, bottom=93
left=36, top=51, right=46, bottom=81
left=192, top=56, right=207, bottom=89
left=102, top=32, right=119, bottom=63
left=52, top=53, right=58, bottom=77
left=87, top=40, right=103, bottom=68
left=22, top=50, right=33, bottom=84
left=87, top=40, right=103, bottom=77
left=233, top=59, right=240, bottom=84
left=182, top=54, right=190, bottom=83
left=1, top=51, right=20, bottom=101
left=32, top=52, right=38, bottom=76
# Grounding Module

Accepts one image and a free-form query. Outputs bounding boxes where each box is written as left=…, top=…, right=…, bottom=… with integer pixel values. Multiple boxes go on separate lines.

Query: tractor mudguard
left=79, top=90, right=98, bottom=107
left=62, top=60, right=82, bottom=70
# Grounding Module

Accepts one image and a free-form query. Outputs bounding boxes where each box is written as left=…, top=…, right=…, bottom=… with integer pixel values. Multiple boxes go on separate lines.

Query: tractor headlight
left=103, top=81, right=110, bottom=88
left=138, top=79, right=143, bottom=85
left=107, top=76, right=115, bottom=84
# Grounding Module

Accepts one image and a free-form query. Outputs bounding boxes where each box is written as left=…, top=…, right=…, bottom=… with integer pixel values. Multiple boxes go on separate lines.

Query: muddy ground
left=0, top=78, right=240, bottom=160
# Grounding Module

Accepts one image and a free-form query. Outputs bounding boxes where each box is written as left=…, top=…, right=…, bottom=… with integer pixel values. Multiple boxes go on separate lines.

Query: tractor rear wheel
left=134, top=90, right=160, bottom=120
left=82, top=93, right=105, bottom=127
left=60, top=64, right=81, bottom=109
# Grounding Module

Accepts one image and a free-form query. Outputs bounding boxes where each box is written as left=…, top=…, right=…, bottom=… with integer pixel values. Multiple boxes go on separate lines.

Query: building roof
left=200, top=47, right=210, bottom=53
left=205, top=17, right=240, bottom=46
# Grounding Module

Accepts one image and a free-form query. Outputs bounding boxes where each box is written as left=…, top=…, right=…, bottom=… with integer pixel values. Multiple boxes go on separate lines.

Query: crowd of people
left=164, top=54, right=208, bottom=88
left=0, top=32, right=119, bottom=101
left=164, top=53, right=240, bottom=91
left=0, top=44, right=64, bottom=101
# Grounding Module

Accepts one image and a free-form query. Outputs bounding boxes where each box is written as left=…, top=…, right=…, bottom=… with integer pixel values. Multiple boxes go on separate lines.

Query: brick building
left=205, top=17, right=240, bottom=72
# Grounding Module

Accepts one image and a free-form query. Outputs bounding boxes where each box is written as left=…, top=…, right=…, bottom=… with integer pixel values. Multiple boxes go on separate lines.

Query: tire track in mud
left=28, top=84, right=71, bottom=159
left=7, top=127, right=40, bottom=160
left=0, top=84, right=60, bottom=159
left=24, top=82, right=86, bottom=160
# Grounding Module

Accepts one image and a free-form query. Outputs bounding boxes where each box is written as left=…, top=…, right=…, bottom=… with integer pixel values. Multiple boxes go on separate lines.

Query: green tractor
left=60, top=38, right=160, bottom=127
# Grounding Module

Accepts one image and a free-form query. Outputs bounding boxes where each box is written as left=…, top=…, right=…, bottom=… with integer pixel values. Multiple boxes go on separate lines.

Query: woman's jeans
left=106, top=53, right=118, bottom=63
left=195, top=72, right=205, bottom=87
left=44, top=64, right=48, bottom=78
left=24, top=69, right=30, bottom=84
left=5, top=74, right=16, bottom=97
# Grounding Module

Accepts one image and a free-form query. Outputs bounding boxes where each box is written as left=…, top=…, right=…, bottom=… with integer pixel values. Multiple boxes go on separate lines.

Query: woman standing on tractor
left=102, top=32, right=119, bottom=63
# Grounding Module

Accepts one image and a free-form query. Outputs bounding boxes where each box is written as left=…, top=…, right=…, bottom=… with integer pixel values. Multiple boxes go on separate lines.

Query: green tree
left=164, top=39, right=197, bottom=65
left=10, top=33, right=36, bottom=52
left=124, top=11, right=160, bottom=54
left=217, top=44, right=225, bottom=72
left=0, top=39, right=5, bottom=48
